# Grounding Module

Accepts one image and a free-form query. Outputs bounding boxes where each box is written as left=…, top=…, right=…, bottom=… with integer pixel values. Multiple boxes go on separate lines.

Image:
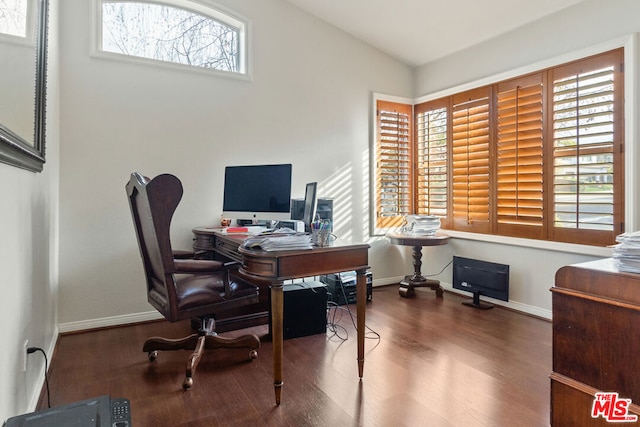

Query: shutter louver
left=375, top=100, right=413, bottom=229
left=451, top=88, right=491, bottom=233
left=496, top=75, right=544, bottom=238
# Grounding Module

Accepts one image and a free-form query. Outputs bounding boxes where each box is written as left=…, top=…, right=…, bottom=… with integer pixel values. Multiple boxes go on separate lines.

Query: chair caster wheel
left=148, top=351, right=158, bottom=361
left=183, top=377, right=193, bottom=389
left=249, top=350, right=258, bottom=360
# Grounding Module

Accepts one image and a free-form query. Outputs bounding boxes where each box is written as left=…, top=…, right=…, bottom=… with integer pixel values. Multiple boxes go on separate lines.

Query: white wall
left=55, top=0, right=640, bottom=332
left=0, top=1, right=59, bottom=421
left=415, top=0, right=640, bottom=96
left=57, top=0, right=413, bottom=328
left=53, top=0, right=640, bottom=320
left=412, top=0, right=640, bottom=316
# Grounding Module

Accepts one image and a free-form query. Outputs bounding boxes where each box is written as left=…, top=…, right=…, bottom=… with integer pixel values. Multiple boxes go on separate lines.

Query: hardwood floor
left=38, top=286, right=551, bottom=426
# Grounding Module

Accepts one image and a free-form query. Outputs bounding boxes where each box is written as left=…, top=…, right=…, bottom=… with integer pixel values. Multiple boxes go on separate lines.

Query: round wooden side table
left=386, top=232, right=450, bottom=298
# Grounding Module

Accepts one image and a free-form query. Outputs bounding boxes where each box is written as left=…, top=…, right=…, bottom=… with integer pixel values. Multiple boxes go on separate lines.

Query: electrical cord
left=297, top=274, right=380, bottom=342
left=424, top=259, right=453, bottom=278
left=326, top=299, right=350, bottom=341
left=26, top=347, right=51, bottom=408
left=325, top=259, right=452, bottom=341
left=288, top=280, right=352, bottom=340
left=325, top=277, right=381, bottom=342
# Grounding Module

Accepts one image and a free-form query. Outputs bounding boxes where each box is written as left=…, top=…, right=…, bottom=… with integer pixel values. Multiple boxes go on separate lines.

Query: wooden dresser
left=551, top=258, right=640, bottom=426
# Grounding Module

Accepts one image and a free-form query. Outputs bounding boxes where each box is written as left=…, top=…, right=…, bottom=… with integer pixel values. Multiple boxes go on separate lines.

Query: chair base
left=142, top=318, right=260, bottom=389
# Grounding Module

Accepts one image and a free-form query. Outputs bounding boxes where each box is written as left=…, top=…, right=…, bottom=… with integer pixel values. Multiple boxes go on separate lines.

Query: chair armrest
left=174, top=259, right=224, bottom=274
left=172, top=249, right=196, bottom=259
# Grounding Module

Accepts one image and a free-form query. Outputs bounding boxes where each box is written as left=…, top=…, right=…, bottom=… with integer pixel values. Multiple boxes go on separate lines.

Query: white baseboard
left=440, top=282, right=552, bottom=320
left=60, top=279, right=396, bottom=334
left=58, top=311, right=163, bottom=334
left=376, top=278, right=551, bottom=320
left=58, top=279, right=551, bottom=335
left=372, top=276, right=405, bottom=287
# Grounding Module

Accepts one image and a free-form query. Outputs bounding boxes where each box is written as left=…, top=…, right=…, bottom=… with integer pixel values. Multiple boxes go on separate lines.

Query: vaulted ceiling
left=285, top=0, right=584, bottom=67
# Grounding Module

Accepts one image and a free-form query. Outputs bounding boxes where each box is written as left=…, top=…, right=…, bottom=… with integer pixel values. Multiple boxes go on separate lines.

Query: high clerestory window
left=0, top=0, right=29, bottom=39
left=96, top=0, right=248, bottom=76
left=373, top=48, right=624, bottom=247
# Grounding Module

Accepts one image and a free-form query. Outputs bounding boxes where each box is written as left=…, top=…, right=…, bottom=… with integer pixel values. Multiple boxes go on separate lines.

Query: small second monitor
left=302, top=182, right=317, bottom=232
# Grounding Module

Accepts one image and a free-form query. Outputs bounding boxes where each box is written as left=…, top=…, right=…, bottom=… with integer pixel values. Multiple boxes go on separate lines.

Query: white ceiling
left=285, top=0, right=584, bottom=67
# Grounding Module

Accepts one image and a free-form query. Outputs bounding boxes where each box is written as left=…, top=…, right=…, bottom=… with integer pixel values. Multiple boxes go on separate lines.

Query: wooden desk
left=386, top=232, right=449, bottom=298
left=238, top=241, right=370, bottom=405
left=191, top=227, right=272, bottom=332
left=192, top=226, right=241, bottom=262
left=551, top=258, right=640, bottom=425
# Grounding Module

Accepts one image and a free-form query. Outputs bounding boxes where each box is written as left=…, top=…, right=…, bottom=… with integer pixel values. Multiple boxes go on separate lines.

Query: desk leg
left=399, top=245, right=443, bottom=298
left=356, top=268, right=366, bottom=378
left=270, top=282, right=284, bottom=405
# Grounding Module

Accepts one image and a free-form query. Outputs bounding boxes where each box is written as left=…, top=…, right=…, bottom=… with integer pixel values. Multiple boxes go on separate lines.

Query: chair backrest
left=126, top=172, right=182, bottom=319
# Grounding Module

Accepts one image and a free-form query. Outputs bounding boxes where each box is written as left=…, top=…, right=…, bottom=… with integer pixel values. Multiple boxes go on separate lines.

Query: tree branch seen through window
left=101, top=1, right=242, bottom=73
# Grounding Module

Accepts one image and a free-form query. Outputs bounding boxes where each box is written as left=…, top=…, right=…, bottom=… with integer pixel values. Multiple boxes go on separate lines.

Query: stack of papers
left=241, top=230, right=313, bottom=251
left=612, top=231, right=640, bottom=273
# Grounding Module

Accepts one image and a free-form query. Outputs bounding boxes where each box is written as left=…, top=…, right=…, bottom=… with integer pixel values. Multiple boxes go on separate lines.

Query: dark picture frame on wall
left=0, top=0, right=49, bottom=172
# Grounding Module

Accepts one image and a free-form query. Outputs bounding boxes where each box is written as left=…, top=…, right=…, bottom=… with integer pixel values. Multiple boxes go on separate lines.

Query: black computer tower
left=269, top=281, right=328, bottom=340
left=320, top=271, right=373, bottom=306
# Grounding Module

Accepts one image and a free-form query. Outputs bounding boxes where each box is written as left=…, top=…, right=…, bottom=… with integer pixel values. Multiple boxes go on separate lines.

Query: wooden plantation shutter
left=549, top=49, right=624, bottom=246
left=451, top=87, right=491, bottom=233
left=415, top=98, right=448, bottom=219
left=375, top=100, right=413, bottom=229
left=496, top=73, right=544, bottom=239
left=371, top=49, right=623, bottom=245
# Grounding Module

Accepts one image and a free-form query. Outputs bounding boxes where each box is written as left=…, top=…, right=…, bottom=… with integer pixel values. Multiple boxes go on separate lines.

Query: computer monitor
left=452, top=256, right=509, bottom=309
left=302, top=182, right=317, bottom=231
left=222, top=164, right=292, bottom=225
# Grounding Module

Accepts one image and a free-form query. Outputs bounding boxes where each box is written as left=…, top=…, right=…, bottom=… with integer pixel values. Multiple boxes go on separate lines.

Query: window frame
left=372, top=44, right=631, bottom=249
left=91, top=0, right=251, bottom=79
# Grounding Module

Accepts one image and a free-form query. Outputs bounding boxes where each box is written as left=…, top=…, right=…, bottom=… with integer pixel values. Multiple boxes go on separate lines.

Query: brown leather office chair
left=126, top=172, right=260, bottom=389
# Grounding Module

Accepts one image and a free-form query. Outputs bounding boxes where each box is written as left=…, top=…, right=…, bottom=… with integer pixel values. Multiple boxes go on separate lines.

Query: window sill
left=440, top=229, right=613, bottom=257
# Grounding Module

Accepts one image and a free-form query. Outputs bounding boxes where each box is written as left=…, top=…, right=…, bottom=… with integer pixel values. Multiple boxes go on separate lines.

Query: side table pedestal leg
left=398, top=245, right=444, bottom=298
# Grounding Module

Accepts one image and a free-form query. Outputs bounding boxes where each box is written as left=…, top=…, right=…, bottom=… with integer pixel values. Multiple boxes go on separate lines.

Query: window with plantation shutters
left=496, top=74, right=544, bottom=239
left=549, top=49, right=624, bottom=245
left=371, top=48, right=623, bottom=247
left=415, top=100, right=448, bottom=218
left=374, top=100, right=413, bottom=229
left=451, top=88, right=491, bottom=233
